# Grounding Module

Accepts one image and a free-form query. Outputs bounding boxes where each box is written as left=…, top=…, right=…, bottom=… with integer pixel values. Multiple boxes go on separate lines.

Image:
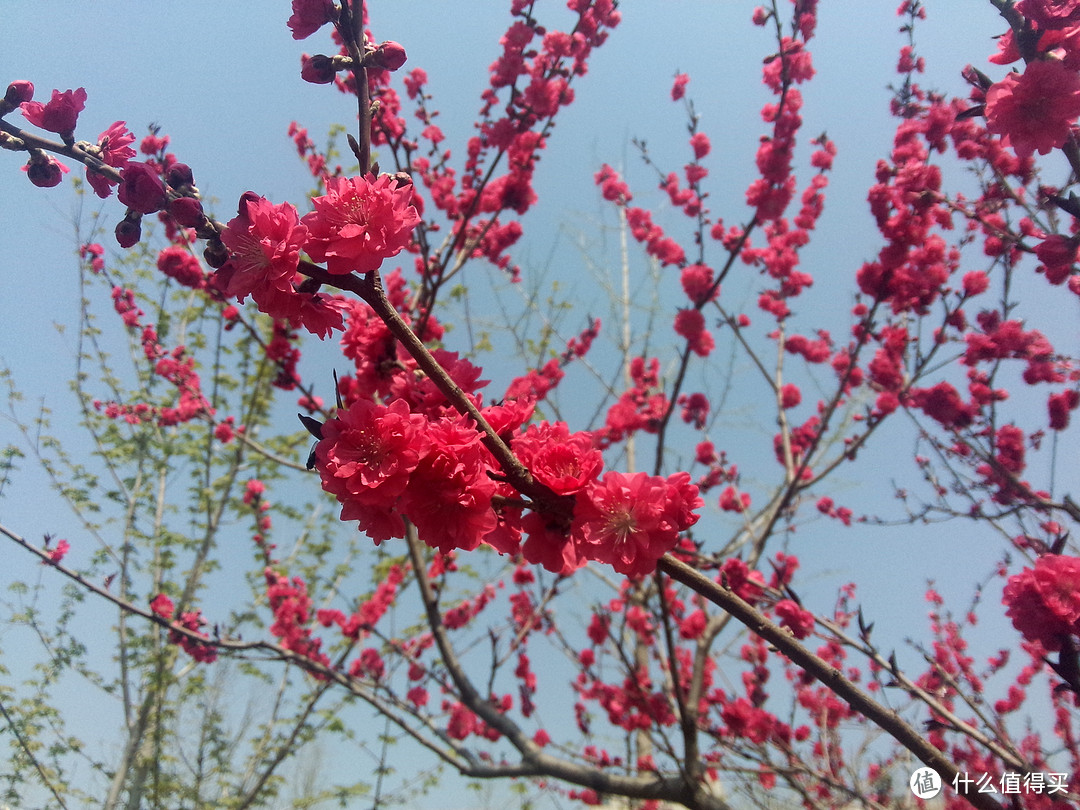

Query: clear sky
left=0, top=2, right=1054, bottom=808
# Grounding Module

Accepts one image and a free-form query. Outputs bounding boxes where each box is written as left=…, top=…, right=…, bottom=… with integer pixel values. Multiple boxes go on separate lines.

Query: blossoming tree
left=2, top=0, right=1080, bottom=808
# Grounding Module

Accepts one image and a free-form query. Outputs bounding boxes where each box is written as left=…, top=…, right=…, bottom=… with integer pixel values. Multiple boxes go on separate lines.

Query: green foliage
left=0, top=199, right=402, bottom=808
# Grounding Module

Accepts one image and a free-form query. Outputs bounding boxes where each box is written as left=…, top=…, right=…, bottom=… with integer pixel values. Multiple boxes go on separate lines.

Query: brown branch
left=402, top=524, right=733, bottom=810
left=657, top=553, right=1004, bottom=810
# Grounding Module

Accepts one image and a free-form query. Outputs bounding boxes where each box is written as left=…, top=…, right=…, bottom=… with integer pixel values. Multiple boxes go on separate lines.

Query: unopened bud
left=115, top=215, right=142, bottom=248
left=203, top=238, right=230, bottom=269
left=5, top=80, right=34, bottom=106
left=301, top=54, right=337, bottom=84
left=167, top=162, right=194, bottom=189
left=26, top=155, right=63, bottom=188
left=169, top=196, right=204, bottom=228
left=370, top=41, right=407, bottom=71
left=237, top=190, right=261, bottom=216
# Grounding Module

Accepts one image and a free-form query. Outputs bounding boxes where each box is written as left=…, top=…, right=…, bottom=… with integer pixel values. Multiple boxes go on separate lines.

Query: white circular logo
left=910, top=767, right=942, bottom=799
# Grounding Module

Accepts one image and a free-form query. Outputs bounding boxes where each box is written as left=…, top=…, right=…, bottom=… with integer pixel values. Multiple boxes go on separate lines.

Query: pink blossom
left=301, top=55, right=337, bottom=85
left=985, top=59, right=1080, bottom=158
left=908, top=382, right=977, bottom=428
left=371, top=41, right=408, bottom=72
left=513, top=422, right=602, bottom=496
left=401, top=417, right=498, bottom=554
left=24, top=154, right=68, bottom=188
left=157, top=246, right=204, bottom=288
left=577, top=471, right=701, bottom=578
left=118, top=162, right=166, bottom=214
left=774, top=599, right=814, bottom=639
left=1034, top=233, right=1078, bottom=283
left=1048, top=389, right=1080, bottom=429
left=316, top=398, right=433, bottom=543
left=169, top=197, right=204, bottom=228
left=719, top=486, right=751, bottom=513
left=219, top=195, right=308, bottom=302
left=47, top=539, right=70, bottom=565
left=678, top=264, right=712, bottom=306
left=689, top=132, right=711, bottom=160
left=287, top=0, right=335, bottom=40
left=1003, top=555, right=1080, bottom=650
left=961, top=270, right=990, bottom=296
left=87, top=121, right=136, bottom=198
left=671, top=73, right=690, bottom=101
left=5, top=80, right=33, bottom=105
left=150, top=593, right=175, bottom=618
left=20, top=87, right=86, bottom=136
left=302, top=174, right=421, bottom=275
left=1016, top=0, right=1080, bottom=29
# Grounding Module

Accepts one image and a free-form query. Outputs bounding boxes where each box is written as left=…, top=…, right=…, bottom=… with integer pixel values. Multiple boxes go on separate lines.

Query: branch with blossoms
left=7, top=0, right=1080, bottom=807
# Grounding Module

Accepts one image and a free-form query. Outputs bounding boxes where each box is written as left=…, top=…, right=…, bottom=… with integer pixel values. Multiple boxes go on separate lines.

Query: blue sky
left=0, top=2, right=1060, bottom=807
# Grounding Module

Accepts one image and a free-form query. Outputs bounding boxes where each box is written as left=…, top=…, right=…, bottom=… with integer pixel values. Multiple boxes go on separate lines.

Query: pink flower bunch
left=265, top=568, right=330, bottom=670
left=1003, top=555, right=1080, bottom=651
left=20, top=87, right=86, bottom=139
left=149, top=593, right=217, bottom=663
left=314, top=394, right=701, bottom=578
left=301, top=173, right=420, bottom=275
left=217, top=177, right=420, bottom=337
left=218, top=193, right=347, bottom=338
left=985, top=59, right=1080, bottom=159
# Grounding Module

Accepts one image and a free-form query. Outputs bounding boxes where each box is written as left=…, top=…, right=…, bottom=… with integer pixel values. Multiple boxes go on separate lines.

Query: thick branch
left=658, top=554, right=1003, bottom=810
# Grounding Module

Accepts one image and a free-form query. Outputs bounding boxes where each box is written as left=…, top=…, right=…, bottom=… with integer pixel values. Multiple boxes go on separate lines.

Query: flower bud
left=169, top=196, right=205, bottom=228
left=301, top=54, right=337, bottom=84
left=5, top=80, right=34, bottom=106
left=118, top=162, right=166, bottom=214
left=115, top=215, right=142, bottom=248
left=371, top=41, right=407, bottom=71
left=26, top=155, right=63, bottom=188
left=203, top=238, right=230, bottom=269
left=166, top=162, right=194, bottom=189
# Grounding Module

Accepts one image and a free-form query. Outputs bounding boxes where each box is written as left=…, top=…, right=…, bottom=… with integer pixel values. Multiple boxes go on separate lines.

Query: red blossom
left=46, top=539, right=70, bottom=565
left=1016, top=0, right=1080, bottom=29
left=689, top=132, right=711, bottom=160
left=5, top=80, right=33, bottom=105
left=674, top=308, right=715, bottom=357
left=371, top=41, right=407, bottom=71
left=117, top=162, right=166, bottom=214
left=302, top=173, right=421, bottom=274
left=671, top=73, right=689, bottom=101
left=220, top=195, right=307, bottom=300
left=315, top=398, right=433, bottom=543
left=149, top=593, right=175, bottom=618
left=774, top=599, right=815, bottom=639
left=157, top=246, right=204, bottom=288
left=87, top=121, right=136, bottom=198
left=1048, top=389, right=1080, bottom=429
left=20, top=87, right=86, bottom=136
left=985, top=59, right=1080, bottom=158
left=577, top=471, right=701, bottom=578
left=287, top=0, right=335, bottom=40
left=401, top=416, right=499, bottom=554
left=24, top=153, right=68, bottom=188
left=1003, top=555, right=1080, bottom=651
left=908, top=382, right=977, bottom=429
left=1035, top=233, right=1078, bottom=283
left=218, top=194, right=344, bottom=336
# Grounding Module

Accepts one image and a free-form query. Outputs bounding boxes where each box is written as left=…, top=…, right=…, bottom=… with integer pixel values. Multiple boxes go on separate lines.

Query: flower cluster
left=314, top=396, right=701, bottom=577
left=1003, top=554, right=1080, bottom=652
left=149, top=593, right=217, bottom=663
left=216, top=176, right=419, bottom=337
